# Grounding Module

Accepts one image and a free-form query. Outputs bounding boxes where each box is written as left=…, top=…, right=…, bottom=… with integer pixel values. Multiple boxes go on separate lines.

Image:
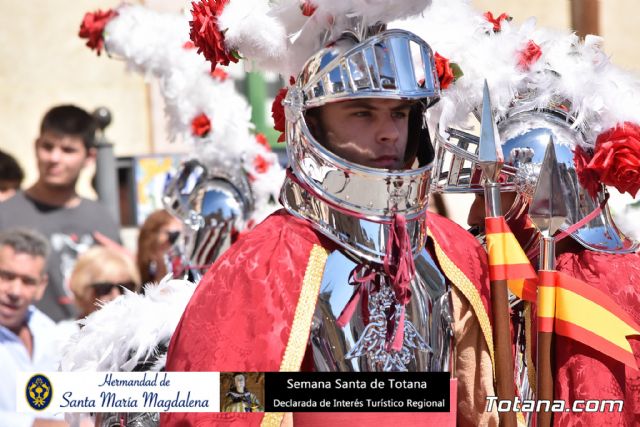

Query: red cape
left=427, top=213, right=492, bottom=330
left=162, top=211, right=491, bottom=426
left=552, top=250, right=640, bottom=427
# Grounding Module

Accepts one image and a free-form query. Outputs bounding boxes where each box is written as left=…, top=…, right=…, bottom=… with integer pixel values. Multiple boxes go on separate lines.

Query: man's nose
left=47, top=147, right=62, bottom=162
left=5, top=278, right=23, bottom=299
left=467, top=195, right=486, bottom=228
left=377, top=115, right=401, bottom=144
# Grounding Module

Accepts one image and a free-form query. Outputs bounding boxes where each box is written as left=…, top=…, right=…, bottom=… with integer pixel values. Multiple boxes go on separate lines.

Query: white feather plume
left=219, top=0, right=289, bottom=71
left=210, top=0, right=433, bottom=77
left=395, top=0, right=640, bottom=146
left=60, top=278, right=196, bottom=373
left=102, top=4, right=284, bottom=223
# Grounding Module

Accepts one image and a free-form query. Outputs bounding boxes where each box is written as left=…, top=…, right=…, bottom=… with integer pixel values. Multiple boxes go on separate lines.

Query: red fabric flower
left=78, top=9, right=118, bottom=56
left=210, top=67, right=228, bottom=81
left=191, top=113, right=212, bottom=137
left=189, top=0, right=238, bottom=72
left=591, top=123, right=640, bottom=197
left=254, top=155, right=270, bottom=174
left=434, top=52, right=454, bottom=90
left=271, top=87, right=288, bottom=143
left=255, top=133, right=271, bottom=151
left=301, top=1, right=317, bottom=17
left=484, top=11, right=512, bottom=32
left=518, top=40, right=542, bottom=71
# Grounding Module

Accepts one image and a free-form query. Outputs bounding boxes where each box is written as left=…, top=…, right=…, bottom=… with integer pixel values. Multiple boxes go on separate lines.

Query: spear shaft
left=479, top=81, right=517, bottom=427
left=485, top=183, right=518, bottom=427
left=529, top=140, right=567, bottom=427
left=536, top=236, right=555, bottom=427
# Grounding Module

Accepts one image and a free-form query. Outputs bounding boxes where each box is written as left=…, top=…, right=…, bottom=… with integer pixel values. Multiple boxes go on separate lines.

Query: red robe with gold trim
left=162, top=210, right=496, bottom=426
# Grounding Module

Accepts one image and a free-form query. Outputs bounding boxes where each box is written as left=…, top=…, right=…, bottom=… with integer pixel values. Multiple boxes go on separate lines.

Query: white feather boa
left=60, top=278, right=196, bottom=373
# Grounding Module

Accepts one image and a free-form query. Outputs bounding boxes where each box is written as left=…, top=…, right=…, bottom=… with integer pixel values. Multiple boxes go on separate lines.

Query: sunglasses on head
left=89, top=281, right=137, bottom=297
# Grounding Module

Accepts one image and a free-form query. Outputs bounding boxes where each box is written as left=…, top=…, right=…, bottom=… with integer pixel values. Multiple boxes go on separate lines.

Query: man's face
left=0, top=245, right=46, bottom=333
left=467, top=192, right=518, bottom=232
left=234, top=375, right=246, bottom=390
left=35, top=131, right=94, bottom=189
left=307, top=99, right=413, bottom=169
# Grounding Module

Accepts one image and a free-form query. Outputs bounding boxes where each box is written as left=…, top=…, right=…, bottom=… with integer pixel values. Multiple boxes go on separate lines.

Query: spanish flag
left=538, top=269, right=640, bottom=370
left=485, top=216, right=537, bottom=302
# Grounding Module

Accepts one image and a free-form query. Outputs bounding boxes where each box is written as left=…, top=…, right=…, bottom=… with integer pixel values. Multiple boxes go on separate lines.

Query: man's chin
left=0, top=309, right=24, bottom=332
left=42, top=177, right=75, bottom=189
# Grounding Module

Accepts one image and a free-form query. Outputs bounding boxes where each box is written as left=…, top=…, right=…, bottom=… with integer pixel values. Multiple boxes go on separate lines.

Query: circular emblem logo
left=26, top=374, right=53, bottom=411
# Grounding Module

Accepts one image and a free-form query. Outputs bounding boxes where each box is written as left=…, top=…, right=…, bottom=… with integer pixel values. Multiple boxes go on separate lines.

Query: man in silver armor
left=435, top=95, right=640, bottom=426
left=429, top=21, right=640, bottom=426
left=165, top=2, right=498, bottom=426
left=162, top=158, right=255, bottom=283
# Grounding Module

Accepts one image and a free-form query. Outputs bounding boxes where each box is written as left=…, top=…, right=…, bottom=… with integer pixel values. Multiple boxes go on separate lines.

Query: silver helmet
left=432, top=102, right=639, bottom=254
left=163, top=159, right=254, bottom=281
left=281, top=22, right=441, bottom=262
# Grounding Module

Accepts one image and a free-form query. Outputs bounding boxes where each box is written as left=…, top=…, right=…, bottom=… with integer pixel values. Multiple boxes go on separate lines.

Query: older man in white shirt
left=0, top=228, right=66, bottom=427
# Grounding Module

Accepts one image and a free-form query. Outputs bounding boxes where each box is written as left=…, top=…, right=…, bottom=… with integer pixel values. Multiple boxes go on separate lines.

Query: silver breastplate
left=310, top=248, right=453, bottom=372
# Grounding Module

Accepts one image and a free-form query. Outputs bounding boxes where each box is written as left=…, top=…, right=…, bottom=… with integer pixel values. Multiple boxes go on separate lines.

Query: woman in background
left=137, top=209, right=183, bottom=285
left=69, top=246, right=141, bottom=319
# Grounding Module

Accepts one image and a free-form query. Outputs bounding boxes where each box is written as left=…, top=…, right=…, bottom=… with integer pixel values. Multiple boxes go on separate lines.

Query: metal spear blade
left=478, top=80, right=504, bottom=183
left=528, top=138, right=568, bottom=237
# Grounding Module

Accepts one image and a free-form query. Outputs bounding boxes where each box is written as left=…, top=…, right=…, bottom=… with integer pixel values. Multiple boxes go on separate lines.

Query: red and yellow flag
left=485, top=216, right=537, bottom=302
left=538, top=269, right=640, bottom=370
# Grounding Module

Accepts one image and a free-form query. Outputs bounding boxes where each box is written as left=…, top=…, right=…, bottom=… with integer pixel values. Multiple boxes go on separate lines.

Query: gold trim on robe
left=261, top=244, right=329, bottom=427
left=429, top=229, right=496, bottom=370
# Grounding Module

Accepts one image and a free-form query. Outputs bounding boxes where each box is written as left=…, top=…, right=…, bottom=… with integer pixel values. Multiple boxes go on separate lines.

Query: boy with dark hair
left=40, top=104, right=98, bottom=150
left=0, top=104, right=121, bottom=322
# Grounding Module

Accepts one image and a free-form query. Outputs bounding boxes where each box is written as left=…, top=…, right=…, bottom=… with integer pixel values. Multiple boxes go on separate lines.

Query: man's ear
left=84, top=147, right=97, bottom=168
left=34, top=136, right=46, bottom=152
left=34, top=274, right=48, bottom=302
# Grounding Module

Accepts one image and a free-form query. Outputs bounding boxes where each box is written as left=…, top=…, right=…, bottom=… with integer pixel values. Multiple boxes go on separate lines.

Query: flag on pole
left=485, top=216, right=537, bottom=302
left=537, top=269, right=640, bottom=370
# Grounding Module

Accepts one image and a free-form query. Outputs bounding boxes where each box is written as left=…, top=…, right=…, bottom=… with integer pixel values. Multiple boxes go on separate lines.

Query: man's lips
left=371, top=155, right=400, bottom=168
left=44, top=168, right=65, bottom=177
left=0, top=301, right=20, bottom=314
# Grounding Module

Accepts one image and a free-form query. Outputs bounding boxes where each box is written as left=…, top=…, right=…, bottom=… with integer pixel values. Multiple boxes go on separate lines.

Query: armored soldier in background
left=424, top=1, right=640, bottom=424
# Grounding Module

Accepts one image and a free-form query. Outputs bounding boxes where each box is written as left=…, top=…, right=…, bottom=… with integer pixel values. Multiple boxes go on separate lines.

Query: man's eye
left=62, top=147, right=78, bottom=154
left=392, top=111, right=409, bottom=119
left=353, top=111, right=371, bottom=117
left=0, top=270, right=16, bottom=281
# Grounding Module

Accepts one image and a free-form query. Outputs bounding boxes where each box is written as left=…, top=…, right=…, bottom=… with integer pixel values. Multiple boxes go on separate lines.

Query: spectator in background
left=0, top=105, right=121, bottom=322
left=0, top=228, right=67, bottom=426
left=0, top=149, right=24, bottom=202
left=69, top=246, right=141, bottom=319
left=56, top=246, right=141, bottom=347
left=137, top=210, right=183, bottom=285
